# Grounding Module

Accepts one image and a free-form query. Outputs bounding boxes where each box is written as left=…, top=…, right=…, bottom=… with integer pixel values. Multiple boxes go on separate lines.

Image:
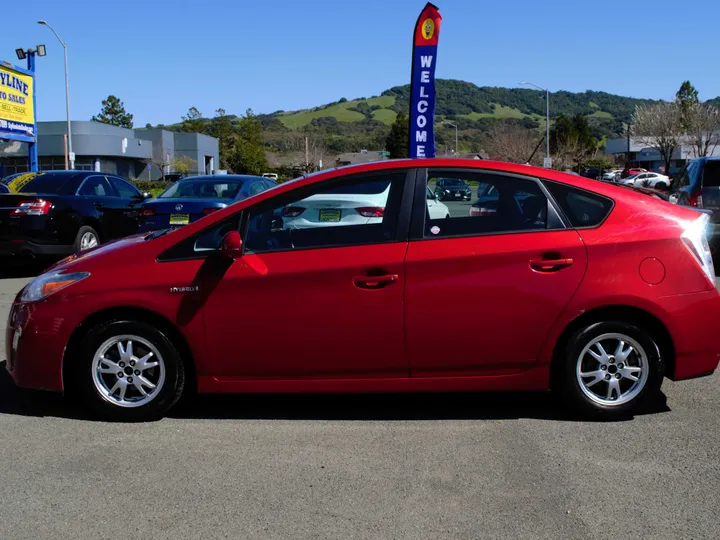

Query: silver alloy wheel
left=80, top=232, right=98, bottom=251
left=576, top=333, right=649, bottom=406
left=91, top=335, right=166, bottom=408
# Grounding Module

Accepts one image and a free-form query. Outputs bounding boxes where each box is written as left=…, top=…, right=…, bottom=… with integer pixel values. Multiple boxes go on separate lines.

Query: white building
left=605, top=136, right=720, bottom=175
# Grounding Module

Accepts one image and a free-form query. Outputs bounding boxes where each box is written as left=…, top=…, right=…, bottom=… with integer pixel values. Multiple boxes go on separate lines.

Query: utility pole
left=305, top=136, right=309, bottom=170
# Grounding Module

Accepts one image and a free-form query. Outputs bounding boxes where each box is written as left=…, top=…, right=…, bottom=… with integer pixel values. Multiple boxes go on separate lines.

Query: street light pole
left=520, top=82, right=550, bottom=165
left=440, top=121, right=458, bottom=156
left=38, top=20, right=74, bottom=170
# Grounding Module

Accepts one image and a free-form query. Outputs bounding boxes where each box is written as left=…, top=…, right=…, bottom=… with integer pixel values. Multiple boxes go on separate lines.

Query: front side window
left=244, top=172, right=405, bottom=254
left=79, top=176, right=113, bottom=197
left=108, top=176, right=140, bottom=198
left=425, top=171, right=549, bottom=238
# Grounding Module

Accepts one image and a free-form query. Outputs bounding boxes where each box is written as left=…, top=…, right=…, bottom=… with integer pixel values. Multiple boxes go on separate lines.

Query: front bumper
left=5, top=300, right=67, bottom=392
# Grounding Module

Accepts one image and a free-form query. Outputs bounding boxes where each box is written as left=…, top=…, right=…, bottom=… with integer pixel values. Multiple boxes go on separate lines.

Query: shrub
left=131, top=180, right=172, bottom=193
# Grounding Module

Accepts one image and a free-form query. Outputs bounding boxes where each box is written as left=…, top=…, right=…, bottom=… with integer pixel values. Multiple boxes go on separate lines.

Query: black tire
left=655, top=182, right=668, bottom=190
left=558, top=320, right=664, bottom=420
left=74, top=225, right=100, bottom=253
left=72, top=320, right=185, bottom=421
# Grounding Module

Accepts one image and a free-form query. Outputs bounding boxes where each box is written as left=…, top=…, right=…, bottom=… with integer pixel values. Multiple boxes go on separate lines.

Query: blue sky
left=5, top=0, right=720, bottom=125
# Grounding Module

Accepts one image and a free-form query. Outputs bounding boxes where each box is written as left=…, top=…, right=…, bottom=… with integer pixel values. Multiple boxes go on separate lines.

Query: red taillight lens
left=688, top=192, right=703, bottom=208
left=11, top=200, right=51, bottom=216
left=203, top=207, right=220, bottom=216
left=355, top=207, right=384, bottom=218
left=282, top=207, right=305, bottom=218
left=139, top=208, right=155, bottom=217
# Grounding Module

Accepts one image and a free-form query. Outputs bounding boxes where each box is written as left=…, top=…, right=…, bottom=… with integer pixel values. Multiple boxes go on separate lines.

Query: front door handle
left=530, top=258, right=574, bottom=272
left=353, top=274, right=399, bottom=289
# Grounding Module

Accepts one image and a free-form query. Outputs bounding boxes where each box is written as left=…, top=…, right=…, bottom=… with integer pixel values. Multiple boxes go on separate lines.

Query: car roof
left=178, top=175, right=265, bottom=182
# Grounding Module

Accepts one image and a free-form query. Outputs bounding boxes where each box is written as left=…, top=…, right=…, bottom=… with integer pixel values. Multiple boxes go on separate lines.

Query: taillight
left=688, top=192, right=703, bottom=208
left=11, top=200, right=51, bottom=216
left=355, top=207, right=384, bottom=218
left=139, top=208, right=155, bottom=217
left=282, top=207, right=305, bottom=218
left=681, top=214, right=715, bottom=285
left=203, top=207, right=220, bottom=216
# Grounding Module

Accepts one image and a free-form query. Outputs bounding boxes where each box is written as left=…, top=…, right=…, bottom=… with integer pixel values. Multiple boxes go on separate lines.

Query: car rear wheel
left=559, top=321, right=664, bottom=419
left=74, top=226, right=100, bottom=253
left=73, top=320, right=185, bottom=421
left=655, top=182, right=668, bottom=190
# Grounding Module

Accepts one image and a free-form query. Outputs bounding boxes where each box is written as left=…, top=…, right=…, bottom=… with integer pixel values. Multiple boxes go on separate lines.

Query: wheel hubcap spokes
left=576, top=333, right=649, bottom=406
left=92, top=335, right=165, bottom=408
left=80, top=232, right=98, bottom=251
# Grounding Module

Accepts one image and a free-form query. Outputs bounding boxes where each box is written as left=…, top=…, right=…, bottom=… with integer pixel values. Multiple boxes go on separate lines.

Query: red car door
left=198, top=170, right=412, bottom=379
left=405, top=169, right=588, bottom=376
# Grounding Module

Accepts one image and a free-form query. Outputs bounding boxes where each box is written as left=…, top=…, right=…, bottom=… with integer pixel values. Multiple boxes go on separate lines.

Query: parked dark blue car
left=669, top=157, right=720, bottom=244
left=138, top=174, right=276, bottom=232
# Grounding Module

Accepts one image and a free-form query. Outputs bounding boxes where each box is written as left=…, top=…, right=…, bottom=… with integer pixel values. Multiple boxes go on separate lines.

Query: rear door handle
left=353, top=274, right=399, bottom=289
left=530, top=258, right=574, bottom=272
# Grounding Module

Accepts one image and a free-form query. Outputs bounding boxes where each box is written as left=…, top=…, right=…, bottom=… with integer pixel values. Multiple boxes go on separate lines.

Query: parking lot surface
left=1, top=274, right=719, bottom=539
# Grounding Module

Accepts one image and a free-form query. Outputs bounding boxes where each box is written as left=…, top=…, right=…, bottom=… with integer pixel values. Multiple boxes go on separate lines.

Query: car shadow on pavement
left=0, top=361, right=670, bottom=422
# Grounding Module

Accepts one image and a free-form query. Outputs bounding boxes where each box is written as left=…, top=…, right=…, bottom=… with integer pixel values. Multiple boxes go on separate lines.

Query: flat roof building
left=0, top=121, right=219, bottom=180
left=605, top=136, right=720, bottom=175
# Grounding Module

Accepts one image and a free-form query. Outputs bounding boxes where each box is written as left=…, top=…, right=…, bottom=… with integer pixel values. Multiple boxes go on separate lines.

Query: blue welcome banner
left=409, top=3, right=442, bottom=158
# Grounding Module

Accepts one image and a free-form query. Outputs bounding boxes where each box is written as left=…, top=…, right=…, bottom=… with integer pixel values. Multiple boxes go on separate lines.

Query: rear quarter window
left=543, top=181, right=614, bottom=227
left=20, top=174, right=76, bottom=195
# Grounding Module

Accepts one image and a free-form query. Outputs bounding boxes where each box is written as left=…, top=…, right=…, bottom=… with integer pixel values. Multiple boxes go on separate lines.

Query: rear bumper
left=660, top=288, right=720, bottom=381
left=0, top=239, right=74, bottom=258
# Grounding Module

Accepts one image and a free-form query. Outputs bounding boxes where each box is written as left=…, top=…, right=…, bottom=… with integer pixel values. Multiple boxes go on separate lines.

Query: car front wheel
left=559, top=321, right=664, bottom=419
left=73, top=320, right=185, bottom=421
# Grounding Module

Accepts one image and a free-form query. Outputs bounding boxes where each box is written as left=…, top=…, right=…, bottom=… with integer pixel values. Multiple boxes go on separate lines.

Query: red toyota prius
left=5, top=159, right=720, bottom=421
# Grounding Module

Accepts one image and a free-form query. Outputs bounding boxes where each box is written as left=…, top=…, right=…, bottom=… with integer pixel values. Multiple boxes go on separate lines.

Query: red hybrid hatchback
left=6, top=160, right=720, bottom=421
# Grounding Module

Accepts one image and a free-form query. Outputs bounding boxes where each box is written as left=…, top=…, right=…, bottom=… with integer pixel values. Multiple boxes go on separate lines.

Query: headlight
left=20, top=271, right=90, bottom=303
left=681, top=215, right=714, bottom=284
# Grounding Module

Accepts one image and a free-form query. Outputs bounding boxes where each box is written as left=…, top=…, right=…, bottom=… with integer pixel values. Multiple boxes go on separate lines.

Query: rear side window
left=703, top=161, right=720, bottom=188
left=108, top=176, right=140, bottom=198
left=543, top=181, right=613, bottom=227
left=19, top=174, right=72, bottom=194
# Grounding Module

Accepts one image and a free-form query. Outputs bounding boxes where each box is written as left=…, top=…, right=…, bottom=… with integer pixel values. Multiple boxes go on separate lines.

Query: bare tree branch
left=484, top=123, right=543, bottom=166
left=685, top=102, right=720, bottom=158
left=631, top=102, right=682, bottom=175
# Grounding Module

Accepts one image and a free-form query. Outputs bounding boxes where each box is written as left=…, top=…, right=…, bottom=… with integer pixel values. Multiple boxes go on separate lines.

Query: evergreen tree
left=209, top=108, right=236, bottom=170
left=91, top=95, right=134, bottom=128
left=181, top=107, right=205, bottom=133
left=229, top=109, right=268, bottom=175
left=676, top=81, right=699, bottom=131
left=385, top=113, right=409, bottom=159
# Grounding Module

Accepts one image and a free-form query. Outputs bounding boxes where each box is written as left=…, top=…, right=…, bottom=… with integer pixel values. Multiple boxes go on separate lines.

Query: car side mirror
left=219, top=230, right=243, bottom=260
left=144, top=192, right=152, bottom=199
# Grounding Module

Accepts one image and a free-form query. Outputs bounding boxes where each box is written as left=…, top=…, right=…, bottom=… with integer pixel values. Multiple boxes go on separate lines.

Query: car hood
left=45, top=232, right=153, bottom=274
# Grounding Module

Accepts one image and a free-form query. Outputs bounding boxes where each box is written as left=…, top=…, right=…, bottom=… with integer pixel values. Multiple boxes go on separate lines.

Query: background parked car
left=434, top=178, right=471, bottom=200
left=620, top=167, right=647, bottom=179
left=602, top=169, right=622, bottom=182
left=621, top=172, right=670, bottom=190
left=0, top=182, right=9, bottom=194
left=0, top=171, right=148, bottom=262
left=425, top=187, right=451, bottom=219
left=668, top=157, right=720, bottom=244
left=138, top=174, right=275, bottom=232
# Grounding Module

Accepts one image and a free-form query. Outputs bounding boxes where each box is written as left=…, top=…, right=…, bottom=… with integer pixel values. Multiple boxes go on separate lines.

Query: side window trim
left=109, top=176, right=140, bottom=197
left=409, top=168, right=567, bottom=242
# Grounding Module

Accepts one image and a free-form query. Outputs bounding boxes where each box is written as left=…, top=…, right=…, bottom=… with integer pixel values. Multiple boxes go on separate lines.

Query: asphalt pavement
left=1, top=272, right=719, bottom=539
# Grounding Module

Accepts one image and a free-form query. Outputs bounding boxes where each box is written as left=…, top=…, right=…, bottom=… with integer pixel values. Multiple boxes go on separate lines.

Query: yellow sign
left=422, top=18, right=435, bottom=40
left=0, top=64, right=35, bottom=138
left=7, top=172, right=40, bottom=193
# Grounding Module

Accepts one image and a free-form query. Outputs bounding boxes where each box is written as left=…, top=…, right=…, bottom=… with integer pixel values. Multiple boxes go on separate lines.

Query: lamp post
left=15, top=45, right=46, bottom=172
left=440, top=121, right=458, bottom=156
left=38, top=20, right=74, bottom=170
left=520, top=81, right=550, bottom=166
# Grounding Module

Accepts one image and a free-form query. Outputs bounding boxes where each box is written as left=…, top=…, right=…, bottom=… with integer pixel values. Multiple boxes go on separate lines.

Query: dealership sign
left=409, top=3, right=442, bottom=158
left=0, top=63, right=35, bottom=139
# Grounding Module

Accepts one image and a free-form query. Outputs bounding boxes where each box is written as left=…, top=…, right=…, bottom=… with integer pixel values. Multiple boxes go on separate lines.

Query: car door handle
left=529, top=258, right=574, bottom=272
left=353, top=274, right=399, bottom=289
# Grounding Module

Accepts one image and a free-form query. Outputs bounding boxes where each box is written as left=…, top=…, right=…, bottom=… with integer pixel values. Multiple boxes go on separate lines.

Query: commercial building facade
left=605, top=136, right=720, bottom=175
left=0, top=121, right=219, bottom=180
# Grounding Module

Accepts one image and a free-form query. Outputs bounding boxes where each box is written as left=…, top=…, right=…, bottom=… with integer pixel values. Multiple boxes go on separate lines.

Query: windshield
left=159, top=180, right=245, bottom=199
left=439, top=178, right=466, bottom=187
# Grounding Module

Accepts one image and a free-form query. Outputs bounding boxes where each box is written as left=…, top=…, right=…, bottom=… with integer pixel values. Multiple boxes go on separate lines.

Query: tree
left=91, top=95, right=134, bottom=128
left=171, top=155, right=197, bottom=176
left=208, top=108, right=236, bottom=170
left=385, top=113, right=409, bottom=159
left=181, top=107, right=205, bottom=133
left=685, top=102, right=720, bottom=158
left=632, top=102, right=682, bottom=175
left=228, top=109, right=268, bottom=175
left=550, top=115, right=597, bottom=170
left=676, top=81, right=699, bottom=131
left=484, top=122, right=543, bottom=165
left=142, top=156, right=170, bottom=181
